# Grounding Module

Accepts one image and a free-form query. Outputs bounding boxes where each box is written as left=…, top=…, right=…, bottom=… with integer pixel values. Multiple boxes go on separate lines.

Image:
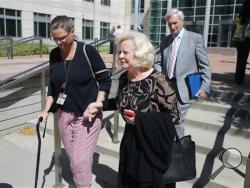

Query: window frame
left=82, top=19, right=94, bottom=40
left=101, top=0, right=110, bottom=6
left=33, top=12, right=51, bottom=38
left=0, top=8, right=22, bottom=37
left=100, top=21, right=110, bottom=39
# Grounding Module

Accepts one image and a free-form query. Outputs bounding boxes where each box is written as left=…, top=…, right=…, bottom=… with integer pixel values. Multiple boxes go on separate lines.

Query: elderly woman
left=105, top=31, right=179, bottom=188
left=39, top=15, right=111, bottom=188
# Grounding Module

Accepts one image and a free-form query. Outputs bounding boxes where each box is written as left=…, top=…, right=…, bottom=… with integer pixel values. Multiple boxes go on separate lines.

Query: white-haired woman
left=105, top=31, right=180, bottom=188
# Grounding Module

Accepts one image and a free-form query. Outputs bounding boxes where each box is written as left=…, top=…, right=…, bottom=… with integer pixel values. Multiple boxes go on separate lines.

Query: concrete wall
left=0, top=0, right=131, bottom=40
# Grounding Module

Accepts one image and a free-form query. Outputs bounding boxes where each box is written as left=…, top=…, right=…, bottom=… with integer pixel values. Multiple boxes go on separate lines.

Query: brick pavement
left=207, top=47, right=250, bottom=92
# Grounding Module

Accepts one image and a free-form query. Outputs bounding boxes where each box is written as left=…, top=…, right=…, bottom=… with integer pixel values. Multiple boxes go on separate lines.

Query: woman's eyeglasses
left=51, top=32, right=70, bottom=43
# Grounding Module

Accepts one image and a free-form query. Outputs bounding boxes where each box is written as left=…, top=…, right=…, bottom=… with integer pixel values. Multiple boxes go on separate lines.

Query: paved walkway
left=0, top=48, right=249, bottom=91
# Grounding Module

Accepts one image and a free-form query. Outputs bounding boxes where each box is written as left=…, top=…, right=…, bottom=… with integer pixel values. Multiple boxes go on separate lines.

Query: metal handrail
left=0, top=61, right=49, bottom=91
left=0, top=36, right=43, bottom=59
left=87, top=37, right=110, bottom=46
left=0, top=38, right=116, bottom=91
left=0, top=37, right=13, bottom=43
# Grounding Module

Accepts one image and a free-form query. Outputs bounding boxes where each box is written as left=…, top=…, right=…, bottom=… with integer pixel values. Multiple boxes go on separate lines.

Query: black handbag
left=162, top=132, right=196, bottom=184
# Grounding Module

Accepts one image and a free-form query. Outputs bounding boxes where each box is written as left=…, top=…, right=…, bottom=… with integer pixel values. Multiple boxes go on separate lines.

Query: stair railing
left=0, top=36, right=43, bottom=59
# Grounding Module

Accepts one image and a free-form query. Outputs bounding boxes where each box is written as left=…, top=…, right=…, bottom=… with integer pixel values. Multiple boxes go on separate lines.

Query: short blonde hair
left=50, top=15, right=74, bottom=32
left=116, top=31, right=155, bottom=69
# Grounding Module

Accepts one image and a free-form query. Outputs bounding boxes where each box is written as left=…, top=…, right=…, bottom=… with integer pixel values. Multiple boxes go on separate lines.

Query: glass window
left=0, top=18, right=4, bottom=36
left=236, top=0, right=245, bottom=3
left=39, top=22, right=47, bottom=38
left=196, top=7, right=205, bottom=15
left=179, top=0, right=195, bottom=7
left=0, top=8, right=21, bottom=37
left=196, top=0, right=206, bottom=6
left=5, top=9, right=15, bottom=16
left=215, top=0, right=235, bottom=5
left=131, top=0, right=145, bottom=13
left=85, top=0, right=94, bottom=2
left=33, top=12, right=51, bottom=38
left=82, top=19, right=94, bottom=40
left=6, top=19, right=16, bottom=36
left=101, top=0, right=110, bottom=6
left=214, top=6, right=234, bottom=15
left=100, top=21, right=110, bottom=39
left=140, top=0, right=145, bottom=13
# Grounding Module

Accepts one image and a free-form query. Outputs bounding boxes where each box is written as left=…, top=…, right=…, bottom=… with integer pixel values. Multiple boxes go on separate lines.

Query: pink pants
left=58, top=110, right=102, bottom=186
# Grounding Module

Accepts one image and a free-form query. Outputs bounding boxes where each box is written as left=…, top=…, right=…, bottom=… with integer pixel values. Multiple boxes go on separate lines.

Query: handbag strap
left=173, top=128, right=182, bottom=144
left=173, top=128, right=194, bottom=169
left=83, top=43, right=110, bottom=88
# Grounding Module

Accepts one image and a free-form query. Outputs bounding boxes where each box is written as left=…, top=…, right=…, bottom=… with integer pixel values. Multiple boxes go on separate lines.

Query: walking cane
left=34, top=117, right=43, bottom=188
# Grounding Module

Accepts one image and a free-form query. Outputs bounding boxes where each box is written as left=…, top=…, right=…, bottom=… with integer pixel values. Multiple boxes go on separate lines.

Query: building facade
left=0, top=0, right=131, bottom=44
left=148, top=0, right=245, bottom=47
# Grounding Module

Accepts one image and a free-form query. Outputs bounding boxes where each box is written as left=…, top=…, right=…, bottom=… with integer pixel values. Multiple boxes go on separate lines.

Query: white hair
left=117, top=31, right=155, bottom=69
left=165, top=8, right=185, bottom=21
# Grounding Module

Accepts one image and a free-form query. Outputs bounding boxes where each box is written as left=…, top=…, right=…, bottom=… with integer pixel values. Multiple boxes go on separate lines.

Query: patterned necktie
left=168, top=36, right=178, bottom=79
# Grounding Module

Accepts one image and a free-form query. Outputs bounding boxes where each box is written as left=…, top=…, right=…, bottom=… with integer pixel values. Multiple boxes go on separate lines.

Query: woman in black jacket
left=39, top=15, right=111, bottom=188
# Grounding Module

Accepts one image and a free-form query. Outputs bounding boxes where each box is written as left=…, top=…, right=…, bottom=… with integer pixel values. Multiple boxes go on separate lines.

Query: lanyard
left=63, top=60, right=72, bottom=92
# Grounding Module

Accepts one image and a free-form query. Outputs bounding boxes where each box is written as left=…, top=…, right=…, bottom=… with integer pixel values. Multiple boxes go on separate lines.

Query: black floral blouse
left=118, top=69, right=179, bottom=124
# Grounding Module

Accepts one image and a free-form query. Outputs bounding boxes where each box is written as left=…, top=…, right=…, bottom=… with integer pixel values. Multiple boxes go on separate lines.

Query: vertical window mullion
left=4, top=9, right=6, bottom=36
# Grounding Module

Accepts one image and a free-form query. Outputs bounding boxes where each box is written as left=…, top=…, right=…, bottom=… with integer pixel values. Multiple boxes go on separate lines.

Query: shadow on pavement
left=92, top=153, right=118, bottom=188
left=41, top=149, right=117, bottom=188
left=193, top=93, right=246, bottom=187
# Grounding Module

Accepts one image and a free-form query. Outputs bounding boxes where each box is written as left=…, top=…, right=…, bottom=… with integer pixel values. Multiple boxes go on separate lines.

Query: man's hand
left=196, top=90, right=207, bottom=98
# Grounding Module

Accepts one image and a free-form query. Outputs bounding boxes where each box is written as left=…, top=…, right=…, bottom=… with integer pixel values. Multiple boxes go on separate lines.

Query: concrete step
left=186, top=122, right=249, bottom=161
left=25, top=109, right=249, bottom=188
left=95, top=118, right=247, bottom=188
left=211, top=86, right=250, bottom=104
left=192, top=100, right=250, bottom=125
left=186, top=107, right=250, bottom=138
left=192, top=100, right=231, bottom=113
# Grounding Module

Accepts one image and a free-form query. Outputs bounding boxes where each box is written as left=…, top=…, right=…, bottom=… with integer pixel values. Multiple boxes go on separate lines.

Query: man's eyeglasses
left=51, top=32, right=70, bottom=43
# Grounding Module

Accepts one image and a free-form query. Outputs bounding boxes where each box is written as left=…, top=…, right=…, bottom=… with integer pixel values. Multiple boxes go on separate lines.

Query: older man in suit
left=155, top=8, right=211, bottom=138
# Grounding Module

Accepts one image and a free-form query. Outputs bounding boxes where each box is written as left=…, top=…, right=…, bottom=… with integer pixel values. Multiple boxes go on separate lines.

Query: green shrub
left=97, top=45, right=109, bottom=53
left=0, top=40, right=109, bottom=57
left=0, top=41, right=53, bottom=57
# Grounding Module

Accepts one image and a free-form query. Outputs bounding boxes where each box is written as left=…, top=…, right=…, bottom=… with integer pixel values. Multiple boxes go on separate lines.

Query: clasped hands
left=83, top=101, right=103, bottom=122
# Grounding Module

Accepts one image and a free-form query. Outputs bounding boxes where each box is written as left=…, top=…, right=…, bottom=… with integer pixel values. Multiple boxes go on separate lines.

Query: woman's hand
left=123, top=109, right=135, bottom=125
left=84, top=101, right=103, bottom=122
left=38, top=111, right=49, bottom=123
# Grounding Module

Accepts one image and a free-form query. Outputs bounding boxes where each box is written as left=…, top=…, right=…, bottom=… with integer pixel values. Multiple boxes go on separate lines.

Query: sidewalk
left=207, top=47, right=250, bottom=92
left=0, top=48, right=249, bottom=91
left=0, top=113, right=118, bottom=188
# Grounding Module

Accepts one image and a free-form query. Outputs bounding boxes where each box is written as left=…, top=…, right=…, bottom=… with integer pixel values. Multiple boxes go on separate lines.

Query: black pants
left=235, top=39, right=250, bottom=84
